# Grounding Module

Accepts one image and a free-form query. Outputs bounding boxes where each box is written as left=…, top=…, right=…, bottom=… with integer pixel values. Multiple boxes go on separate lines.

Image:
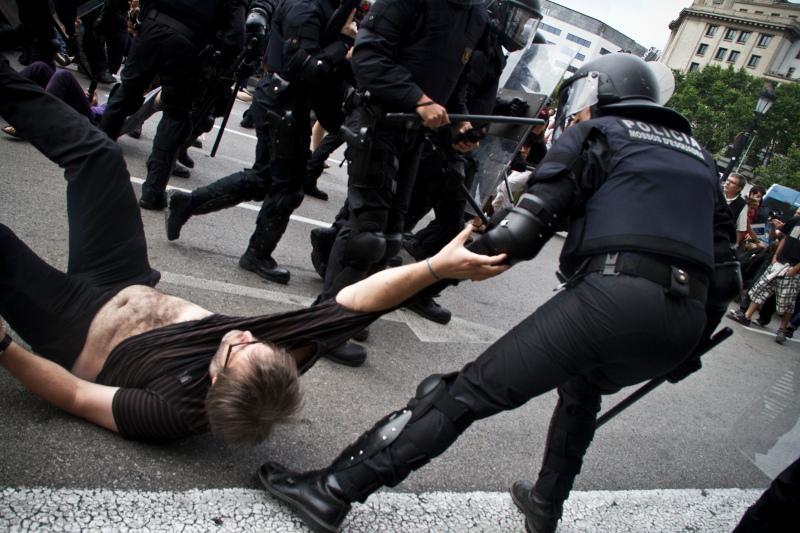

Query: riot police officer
left=99, top=0, right=247, bottom=210
left=313, top=0, right=488, bottom=365
left=166, top=0, right=355, bottom=284
left=257, top=54, right=741, bottom=533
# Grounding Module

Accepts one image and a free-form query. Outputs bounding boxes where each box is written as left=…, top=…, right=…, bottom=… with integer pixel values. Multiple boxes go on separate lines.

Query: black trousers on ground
left=336, top=272, right=707, bottom=505
left=99, top=15, right=203, bottom=200
left=0, top=60, right=159, bottom=368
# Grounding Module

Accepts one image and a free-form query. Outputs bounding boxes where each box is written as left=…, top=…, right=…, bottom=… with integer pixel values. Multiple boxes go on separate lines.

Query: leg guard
left=194, top=169, right=269, bottom=215
left=247, top=190, right=305, bottom=256
left=533, top=378, right=601, bottom=505
left=331, top=373, right=476, bottom=503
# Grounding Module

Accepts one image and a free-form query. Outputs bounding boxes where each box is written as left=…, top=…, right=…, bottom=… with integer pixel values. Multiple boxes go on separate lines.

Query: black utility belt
left=585, top=252, right=708, bottom=303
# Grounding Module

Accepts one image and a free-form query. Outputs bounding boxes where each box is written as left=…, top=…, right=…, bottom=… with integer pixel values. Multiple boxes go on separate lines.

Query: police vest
left=561, top=116, right=719, bottom=272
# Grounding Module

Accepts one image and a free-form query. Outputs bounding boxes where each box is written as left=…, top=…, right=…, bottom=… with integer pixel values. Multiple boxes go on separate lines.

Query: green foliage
left=748, top=83, right=800, bottom=167
left=668, top=66, right=763, bottom=155
left=754, top=146, right=800, bottom=191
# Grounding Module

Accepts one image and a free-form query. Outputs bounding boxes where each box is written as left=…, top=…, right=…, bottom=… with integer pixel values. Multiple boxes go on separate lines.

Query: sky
left=551, top=0, right=695, bottom=50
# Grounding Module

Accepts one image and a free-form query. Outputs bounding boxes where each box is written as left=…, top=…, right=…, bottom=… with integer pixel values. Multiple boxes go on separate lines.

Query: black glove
left=666, top=355, right=702, bottom=384
left=236, top=60, right=257, bottom=82
left=509, top=97, right=530, bottom=117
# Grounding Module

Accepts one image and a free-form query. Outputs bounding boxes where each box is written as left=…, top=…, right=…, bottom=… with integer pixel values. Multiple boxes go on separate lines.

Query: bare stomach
left=71, top=285, right=212, bottom=381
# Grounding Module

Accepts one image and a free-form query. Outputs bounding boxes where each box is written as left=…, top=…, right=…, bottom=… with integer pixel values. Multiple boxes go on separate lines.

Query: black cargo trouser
left=0, top=61, right=159, bottom=368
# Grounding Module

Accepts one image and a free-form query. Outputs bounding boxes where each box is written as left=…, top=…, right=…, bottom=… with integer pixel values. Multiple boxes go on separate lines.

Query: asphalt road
left=1, top=59, right=798, bottom=531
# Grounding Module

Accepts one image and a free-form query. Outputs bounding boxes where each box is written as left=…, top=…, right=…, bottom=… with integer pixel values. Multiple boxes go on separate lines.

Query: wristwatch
left=0, top=334, right=11, bottom=355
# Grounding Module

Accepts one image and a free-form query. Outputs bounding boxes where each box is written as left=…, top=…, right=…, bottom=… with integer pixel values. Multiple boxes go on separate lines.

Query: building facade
left=662, top=0, right=800, bottom=82
left=539, top=1, right=648, bottom=74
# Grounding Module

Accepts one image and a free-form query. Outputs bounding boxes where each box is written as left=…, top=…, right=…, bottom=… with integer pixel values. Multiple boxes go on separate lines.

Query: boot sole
left=257, top=468, right=343, bottom=533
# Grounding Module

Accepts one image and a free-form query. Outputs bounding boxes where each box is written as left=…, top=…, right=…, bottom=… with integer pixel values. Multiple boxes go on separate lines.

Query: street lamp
left=721, top=81, right=778, bottom=180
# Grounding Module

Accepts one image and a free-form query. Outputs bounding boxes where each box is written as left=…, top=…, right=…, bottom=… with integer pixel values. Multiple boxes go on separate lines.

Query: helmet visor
left=501, top=6, right=541, bottom=51
left=552, top=73, right=599, bottom=141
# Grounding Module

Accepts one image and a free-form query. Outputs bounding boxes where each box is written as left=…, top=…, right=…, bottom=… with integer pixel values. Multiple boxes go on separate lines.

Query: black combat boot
left=510, top=480, right=563, bottom=533
left=310, top=226, right=339, bottom=279
left=323, top=342, right=366, bottom=367
left=405, top=296, right=452, bottom=324
left=178, top=148, right=194, bottom=168
left=239, top=222, right=291, bottom=284
left=259, top=463, right=350, bottom=533
left=165, top=191, right=194, bottom=240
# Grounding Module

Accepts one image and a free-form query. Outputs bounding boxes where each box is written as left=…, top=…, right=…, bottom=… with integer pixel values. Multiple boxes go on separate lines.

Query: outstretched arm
left=0, top=319, right=119, bottom=433
left=336, top=226, right=508, bottom=312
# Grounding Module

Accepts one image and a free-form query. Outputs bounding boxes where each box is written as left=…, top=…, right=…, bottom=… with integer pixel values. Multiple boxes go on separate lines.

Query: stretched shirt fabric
left=95, top=300, right=381, bottom=442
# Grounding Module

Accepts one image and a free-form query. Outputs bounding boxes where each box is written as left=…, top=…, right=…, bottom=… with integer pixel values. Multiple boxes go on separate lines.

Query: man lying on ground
left=0, top=59, right=507, bottom=445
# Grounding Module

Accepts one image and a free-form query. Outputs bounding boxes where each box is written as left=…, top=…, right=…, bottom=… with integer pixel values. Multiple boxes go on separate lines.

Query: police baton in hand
left=384, top=113, right=546, bottom=128
left=210, top=37, right=259, bottom=157
left=594, top=327, right=733, bottom=429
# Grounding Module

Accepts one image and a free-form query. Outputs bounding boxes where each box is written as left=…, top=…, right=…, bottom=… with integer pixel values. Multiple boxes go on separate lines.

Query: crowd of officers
left=5, top=0, right=797, bottom=532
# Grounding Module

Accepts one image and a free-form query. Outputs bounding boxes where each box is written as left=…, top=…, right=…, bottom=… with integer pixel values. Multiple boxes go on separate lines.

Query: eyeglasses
left=224, top=340, right=264, bottom=369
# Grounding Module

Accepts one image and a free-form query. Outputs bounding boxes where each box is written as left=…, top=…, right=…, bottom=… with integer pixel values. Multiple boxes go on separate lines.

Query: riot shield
left=465, top=41, right=577, bottom=214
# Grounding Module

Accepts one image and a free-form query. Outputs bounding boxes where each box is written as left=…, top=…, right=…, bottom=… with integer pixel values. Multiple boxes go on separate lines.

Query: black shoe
left=166, top=191, right=193, bottom=241
left=402, top=237, right=426, bottom=262
left=304, top=185, right=329, bottom=201
left=192, top=138, right=203, bottom=149
left=323, top=342, right=366, bottom=367
left=128, top=126, right=142, bottom=139
left=510, top=480, right=562, bottom=533
left=310, top=226, right=338, bottom=279
left=171, top=164, right=191, bottom=179
left=178, top=149, right=194, bottom=169
left=405, top=297, right=452, bottom=325
left=240, top=110, right=254, bottom=129
left=96, top=70, right=116, bottom=84
left=786, top=327, right=795, bottom=339
left=239, top=251, right=290, bottom=284
left=385, top=255, right=403, bottom=268
left=139, top=191, right=167, bottom=211
left=258, top=462, right=350, bottom=533
left=352, top=328, right=369, bottom=342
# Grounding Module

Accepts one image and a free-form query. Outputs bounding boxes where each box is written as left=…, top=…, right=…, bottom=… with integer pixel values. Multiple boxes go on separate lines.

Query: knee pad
left=274, top=190, right=304, bottom=216
left=344, top=230, right=387, bottom=269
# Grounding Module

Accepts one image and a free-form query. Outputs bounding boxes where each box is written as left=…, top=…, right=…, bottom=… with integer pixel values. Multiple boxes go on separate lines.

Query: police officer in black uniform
left=99, top=0, right=247, bottom=210
left=165, top=0, right=356, bottom=284
left=313, top=0, right=487, bottom=365
left=402, top=2, right=544, bottom=324
left=256, top=54, right=741, bottom=533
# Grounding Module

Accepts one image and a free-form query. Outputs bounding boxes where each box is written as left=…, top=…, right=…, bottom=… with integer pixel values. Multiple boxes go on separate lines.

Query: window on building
left=724, top=28, right=736, bottom=40
left=689, top=62, right=700, bottom=72
left=757, top=34, right=773, bottom=47
left=727, top=50, right=740, bottom=63
left=747, top=54, right=761, bottom=68
left=575, top=52, right=586, bottom=61
left=788, top=67, right=796, bottom=78
left=696, top=43, right=708, bottom=56
left=737, top=31, right=750, bottom=43
left=599, top=47, right=611, bottom=55
left=771, top=13, right=780, bottom=17
left=714, top=47, right=727, bottom=60
left=755, top=10, right=763, bottom=14
left=738, top=8, right=747, bottom=12
left=540, top=22, right=562, bottom=36
left=706, top=24, right=718, bottom=37
left=566, top=65, right=578, bottom=74
left=566, top=34, right=591, bottom=48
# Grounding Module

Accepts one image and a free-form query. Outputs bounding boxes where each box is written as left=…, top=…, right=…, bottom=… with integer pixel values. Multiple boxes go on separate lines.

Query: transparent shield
left=466, top=42, right=577, bottom=214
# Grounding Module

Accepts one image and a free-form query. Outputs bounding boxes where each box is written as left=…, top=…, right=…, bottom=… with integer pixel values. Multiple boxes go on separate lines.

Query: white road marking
left=159, top=271, right=504, bottom=344
left=0, top=487, right=761, bottom=532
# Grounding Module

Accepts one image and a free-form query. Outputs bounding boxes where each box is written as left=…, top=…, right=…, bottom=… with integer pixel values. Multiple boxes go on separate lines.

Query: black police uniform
left=317, top=0, right=487, bottom=302
left=99, top=0, right=247, bottom=209
left=257, top=83, right=738, bottom=532
left=166, top=0, right=352, bottom=283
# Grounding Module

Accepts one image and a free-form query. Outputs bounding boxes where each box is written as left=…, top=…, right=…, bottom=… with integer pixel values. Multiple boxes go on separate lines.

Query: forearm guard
left=468, top=193, right=557, bottom=265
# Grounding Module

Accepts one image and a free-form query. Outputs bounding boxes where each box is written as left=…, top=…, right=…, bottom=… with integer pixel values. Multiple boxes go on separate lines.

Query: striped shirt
left=95, top=301, right=380, bottom=442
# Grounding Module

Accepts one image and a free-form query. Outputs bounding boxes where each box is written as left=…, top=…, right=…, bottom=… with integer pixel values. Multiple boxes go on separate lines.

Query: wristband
left=426, top=258, right=441, bottom=280
left=0, top=334, right=11, bottom=355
